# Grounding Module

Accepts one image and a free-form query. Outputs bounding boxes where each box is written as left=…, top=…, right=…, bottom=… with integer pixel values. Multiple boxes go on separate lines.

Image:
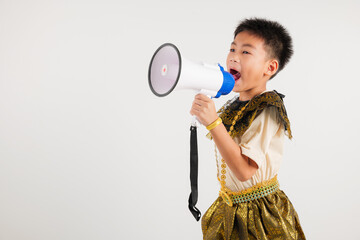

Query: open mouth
left=230, top=69, right=241, bottom=81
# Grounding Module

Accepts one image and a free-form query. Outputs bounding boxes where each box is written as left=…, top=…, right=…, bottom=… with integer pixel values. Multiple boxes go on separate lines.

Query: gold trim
left=213, top=103, right=249, bottom=189
left=219, top=190, right=233, bottom=207
left=219, top=175, right=279, bottom=206
left=228, top=175, right=278, bottom=196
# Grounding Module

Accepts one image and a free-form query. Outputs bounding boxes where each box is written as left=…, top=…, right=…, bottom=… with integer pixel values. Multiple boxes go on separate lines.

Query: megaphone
left=148, top=43, right=235, bottom=98
left=148, top=43, right=235, bottom=222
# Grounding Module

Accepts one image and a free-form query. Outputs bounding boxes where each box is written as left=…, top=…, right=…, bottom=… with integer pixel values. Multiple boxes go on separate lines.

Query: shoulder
left=251, top=106, right=281, bottom=131
left=250, top=90, right=291, bottom=134
left=259, top=105, right=281, bottom=122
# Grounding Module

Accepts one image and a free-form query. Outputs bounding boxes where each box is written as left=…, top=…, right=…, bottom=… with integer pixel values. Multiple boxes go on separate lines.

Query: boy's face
left=226, top=31, right=271, bottom=93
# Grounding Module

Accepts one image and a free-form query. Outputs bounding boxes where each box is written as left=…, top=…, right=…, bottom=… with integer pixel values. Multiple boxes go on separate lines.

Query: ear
left=264, top=59, right=279, bottom=78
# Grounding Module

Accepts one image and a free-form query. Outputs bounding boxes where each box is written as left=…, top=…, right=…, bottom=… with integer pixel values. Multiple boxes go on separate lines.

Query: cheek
left=225, top=56, right=231, bottom=71
left=244, top=61, right=261, bottom=76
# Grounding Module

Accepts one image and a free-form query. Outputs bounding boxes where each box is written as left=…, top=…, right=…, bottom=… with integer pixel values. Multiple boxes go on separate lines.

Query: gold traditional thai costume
left=202, top=90, right=306, bottom=240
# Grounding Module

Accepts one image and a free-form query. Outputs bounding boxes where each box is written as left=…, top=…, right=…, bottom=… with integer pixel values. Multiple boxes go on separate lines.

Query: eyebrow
left=231, top=42, right=256, bottom=49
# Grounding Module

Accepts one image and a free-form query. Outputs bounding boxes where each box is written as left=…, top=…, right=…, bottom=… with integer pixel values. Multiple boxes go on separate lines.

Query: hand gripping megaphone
left=148, top=43, right=235, bottom=222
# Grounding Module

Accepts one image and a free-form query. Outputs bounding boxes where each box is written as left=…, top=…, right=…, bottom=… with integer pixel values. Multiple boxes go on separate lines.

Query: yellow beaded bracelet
left=206, top=117, right=222, bottom=131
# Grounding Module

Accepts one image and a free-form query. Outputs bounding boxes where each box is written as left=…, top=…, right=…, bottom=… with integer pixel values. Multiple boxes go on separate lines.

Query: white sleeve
left=239, top=106, right=281, bottom=168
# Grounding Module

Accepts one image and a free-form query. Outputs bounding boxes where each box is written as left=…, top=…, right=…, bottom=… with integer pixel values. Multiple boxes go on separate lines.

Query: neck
left=238, top=87, right=267, bottom=101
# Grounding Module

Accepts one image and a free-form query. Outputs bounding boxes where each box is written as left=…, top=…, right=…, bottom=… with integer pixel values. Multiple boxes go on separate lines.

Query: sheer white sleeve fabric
left=216, top=106, right=285, bottom=191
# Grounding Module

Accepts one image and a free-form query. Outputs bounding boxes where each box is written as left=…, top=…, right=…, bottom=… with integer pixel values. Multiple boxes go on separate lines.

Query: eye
left=242, top=51, right=250, bottom=54
left=230, top=48, right=235, bottom=52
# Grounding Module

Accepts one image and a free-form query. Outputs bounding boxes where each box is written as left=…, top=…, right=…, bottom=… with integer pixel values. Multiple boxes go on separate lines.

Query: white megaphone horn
left=148, top=43, right=235, bottom=99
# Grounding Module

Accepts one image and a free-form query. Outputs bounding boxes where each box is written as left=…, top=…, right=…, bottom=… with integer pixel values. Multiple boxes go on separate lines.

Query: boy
left=190, top=18, right=305, bottom=240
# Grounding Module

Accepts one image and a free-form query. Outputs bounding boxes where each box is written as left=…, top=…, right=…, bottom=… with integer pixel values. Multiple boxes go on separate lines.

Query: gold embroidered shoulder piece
left=215, top=90, right=292, bottom=139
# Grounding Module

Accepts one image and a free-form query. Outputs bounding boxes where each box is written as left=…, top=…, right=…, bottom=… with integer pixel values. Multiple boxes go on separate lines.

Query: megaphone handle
left=191, top=115, right=200, bottom=127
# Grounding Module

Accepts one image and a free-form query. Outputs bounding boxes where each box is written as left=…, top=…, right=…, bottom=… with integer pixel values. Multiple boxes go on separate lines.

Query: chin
left=232, top=80, right=243, bottom=93
left=232, top=86, right=242, bottom=93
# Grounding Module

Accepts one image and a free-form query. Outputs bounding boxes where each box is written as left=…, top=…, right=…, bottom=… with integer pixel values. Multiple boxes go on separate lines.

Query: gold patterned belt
left=219, top=175, right=279, bottom=207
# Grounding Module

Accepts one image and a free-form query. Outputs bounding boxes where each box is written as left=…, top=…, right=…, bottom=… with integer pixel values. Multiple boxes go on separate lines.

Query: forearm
left=210, top=122, right=257, bottom=182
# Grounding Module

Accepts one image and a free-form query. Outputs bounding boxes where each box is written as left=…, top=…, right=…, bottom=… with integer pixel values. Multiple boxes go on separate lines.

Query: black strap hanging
left=188, top=126, right=201, bottom=221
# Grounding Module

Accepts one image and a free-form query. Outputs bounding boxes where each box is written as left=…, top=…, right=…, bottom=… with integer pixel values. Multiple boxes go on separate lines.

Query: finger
left=196, top=94, right=211, bottom=101
left=194, top=98, right=211, bottom=108
left=190, top=108, right=201, bottom=117
left=194, top=98, right=208, bottom=108
left=195, top=94, right=207, bottom=101
left=193, top=99, right=202, bottom=106
left=191, top=103, right=202, bottom=112
left=194, top=100, right=210, bottom=110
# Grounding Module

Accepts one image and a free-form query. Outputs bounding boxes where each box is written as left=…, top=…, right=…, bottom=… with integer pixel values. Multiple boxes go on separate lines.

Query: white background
left=1, top=0, right=359, bottom=239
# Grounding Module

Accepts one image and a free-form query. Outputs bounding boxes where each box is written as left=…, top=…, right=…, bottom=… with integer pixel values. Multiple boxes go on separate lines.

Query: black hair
left=234, top=18, right=293, bottom=79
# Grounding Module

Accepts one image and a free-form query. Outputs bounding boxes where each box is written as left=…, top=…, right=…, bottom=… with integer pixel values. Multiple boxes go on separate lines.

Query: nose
left=229, top=54, right=240, bottom=63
